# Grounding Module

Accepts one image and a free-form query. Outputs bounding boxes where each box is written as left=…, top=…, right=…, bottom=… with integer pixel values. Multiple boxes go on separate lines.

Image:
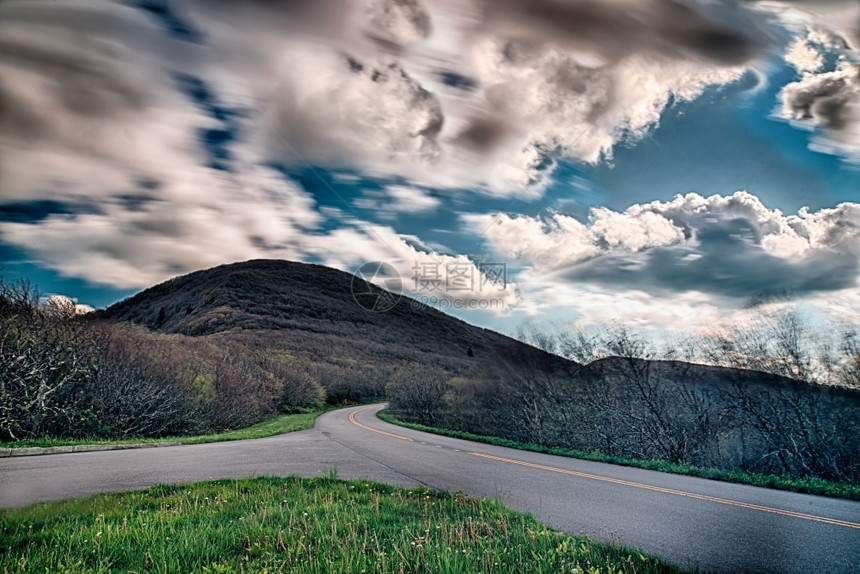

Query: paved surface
left=0, top=442, right=181, bottom=457
left=2, top=405, right=859, bottom=574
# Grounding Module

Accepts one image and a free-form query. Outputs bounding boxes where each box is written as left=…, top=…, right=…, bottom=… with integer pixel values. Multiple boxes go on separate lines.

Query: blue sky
left=0, top=0, right=858, bottom=336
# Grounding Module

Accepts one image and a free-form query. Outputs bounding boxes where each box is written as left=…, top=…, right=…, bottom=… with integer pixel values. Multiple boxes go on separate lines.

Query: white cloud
left=766, top=3, right=860, bottom=162
left=459, top=39, right=746, bottom=193
left=384, top=235, right=519, bottom=312
left=511, top=264, right=860, bottom=334
left=779, top=62, right=860, bottom=161
left=466, top=197, right=690, bottom=271
left=256, top=50, right=444, bottom=169
left=468, top=191, right=860, bottom=328
left=809, top=287, right=860, bottom=325
left=305, top=227, right=520, bottom=313
left=385, top=185, right=440, bottom=213
left=0, top=166, right=324, bottom=288
left=784, top=36, right=824, bottom=73
left=473, top=189, right=841, bottom=273
left=43, top=295, right=95, bottom=316
left=527, top=280, right=726, bottom=331
left=0, top=0, right=767, bottom=210
left=352, top=185, right=440, bottom=219
left=365, top=0, right=432, bottom=45
left=636, top=191, right=860, bottom=259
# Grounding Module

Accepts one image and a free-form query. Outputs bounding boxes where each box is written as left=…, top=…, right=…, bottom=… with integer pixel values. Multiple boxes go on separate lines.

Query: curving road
left=2, top=404, right=859, bottom=574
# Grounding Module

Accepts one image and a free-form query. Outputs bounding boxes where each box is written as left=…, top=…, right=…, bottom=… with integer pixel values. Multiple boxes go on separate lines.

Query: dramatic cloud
left=366, top=0, right=432, bottom=45
left=258, top=54, right=444, bottom=167
left=464, top=39, right=747, bottom=192
left=0, top=166, right=324, bottom=287
left=353, top=185, right=440, bottom=218
left=384, top=186, right=440, bottom=213
left=513, top=278, right=728, bottom=331
left=784, top=35, right=825, bottom=73
left=476, top=0, right=766, bottom=65
left=780, top=62, right=860, bottom=160
left=0, top=0, right=855, bottom=333
left=0, top=0, right=771, bottom=204
left=434, top=0, right=767, bottom=193
left=471, top=192, right=860, bottom=300
left=765, top=0, right=860, bottom=51
left=772, top=5, right=860, bottom=161
left=467, top=207, right=685, bottom=270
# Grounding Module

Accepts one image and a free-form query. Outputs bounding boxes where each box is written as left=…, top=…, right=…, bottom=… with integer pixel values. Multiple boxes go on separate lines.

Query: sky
left=0, top=0, right=858, bottom=337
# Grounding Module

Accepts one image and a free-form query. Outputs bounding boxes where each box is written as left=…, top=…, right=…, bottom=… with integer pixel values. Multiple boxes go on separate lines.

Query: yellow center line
left=468, top=452, right=860, bottom=530
left=349, top=407, right=413, bottom=441
left=348, top=407, right=860, bottom=530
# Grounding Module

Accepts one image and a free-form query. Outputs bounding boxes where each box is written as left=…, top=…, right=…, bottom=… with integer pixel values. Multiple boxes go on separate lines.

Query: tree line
left=0, top=278, right=333, bottom=442
left=389, top=315, right=860, bottom=483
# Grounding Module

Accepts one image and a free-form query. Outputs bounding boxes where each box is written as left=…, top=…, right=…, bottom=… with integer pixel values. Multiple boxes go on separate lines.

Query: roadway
left=1, top=404, right=858, bottom=574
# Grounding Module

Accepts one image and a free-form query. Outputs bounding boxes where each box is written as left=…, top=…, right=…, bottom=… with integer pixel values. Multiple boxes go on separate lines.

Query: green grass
left=3, top=406, right=340, bottom=449
left=0, top=476, right=685, bottom=574
left=378, top=411, right=860, bottom=501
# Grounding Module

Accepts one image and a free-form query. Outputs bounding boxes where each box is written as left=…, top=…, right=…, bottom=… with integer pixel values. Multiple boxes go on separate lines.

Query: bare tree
left=0, top=279, right=99, bottom=440
left=387, top=363, right=451, bottom=424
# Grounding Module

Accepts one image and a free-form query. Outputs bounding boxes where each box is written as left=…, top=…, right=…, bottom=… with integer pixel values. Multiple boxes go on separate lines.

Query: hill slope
left=98, top=259, right=859, bottom=481
left=99, top=259, right=572, bottom=398
left=102, top=259, right=507, bottom=348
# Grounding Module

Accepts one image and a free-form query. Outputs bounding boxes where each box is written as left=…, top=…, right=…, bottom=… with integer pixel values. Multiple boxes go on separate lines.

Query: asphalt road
left=2, top=405, right=858, bottom=574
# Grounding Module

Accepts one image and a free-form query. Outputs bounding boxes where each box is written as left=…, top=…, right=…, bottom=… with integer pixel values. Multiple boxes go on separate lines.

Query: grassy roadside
left=378, top=411, right=860, bottom=501
left=3, top=405, right=342, bottom=449
left=0, top=476, right=685, bottom=574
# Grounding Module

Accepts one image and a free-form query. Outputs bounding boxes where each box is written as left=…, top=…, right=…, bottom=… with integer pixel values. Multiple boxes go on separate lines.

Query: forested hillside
left=0, top=260, right=556, bottom=441
left=399, top=347, right=860, bottom=482
left=2, top=260, right=857, bottom=483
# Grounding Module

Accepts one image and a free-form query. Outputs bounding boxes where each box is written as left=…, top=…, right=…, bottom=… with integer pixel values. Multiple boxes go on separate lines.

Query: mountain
left=102, top=259, right=499, bottom=344
left=98, top=259, right=571, bottom=398
left=96, top=259, right=858, bottom=480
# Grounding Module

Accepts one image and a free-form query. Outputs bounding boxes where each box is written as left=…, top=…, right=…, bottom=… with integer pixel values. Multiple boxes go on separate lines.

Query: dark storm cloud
left=0, top=0, right=160, bottom=160
left=782, top=67, right=858, bottom=129
left=561, top=215, right=859, bottom=299
left=185, top=0, right=353, bottom=38
left=0, top=82, right=46, bottom=141
left=0, top=37, right=146, bottom=118
left=478, top=0, right=770, bottom=65
left=453, top=115, right=518, bottom=154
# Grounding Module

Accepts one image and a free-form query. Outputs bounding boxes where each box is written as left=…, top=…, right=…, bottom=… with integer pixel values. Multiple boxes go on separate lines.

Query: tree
left=387, top=363, right=451, bottom=424
left=0, top=278, right=100, bottom=440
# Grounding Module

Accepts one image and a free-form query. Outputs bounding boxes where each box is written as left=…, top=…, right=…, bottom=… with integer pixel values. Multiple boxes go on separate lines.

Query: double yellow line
left=468, top=452, right=860, bottom=529
left=349, top=407, right=414, bottom=441
left=348, top=407, right=860, bottom=530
